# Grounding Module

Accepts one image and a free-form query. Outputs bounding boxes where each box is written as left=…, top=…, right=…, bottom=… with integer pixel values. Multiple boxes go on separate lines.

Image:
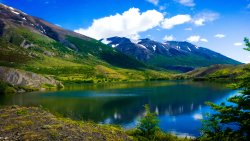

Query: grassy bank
left=0, top=106, right=132, bottom=141
left=0, top=106, right=192, bottom=141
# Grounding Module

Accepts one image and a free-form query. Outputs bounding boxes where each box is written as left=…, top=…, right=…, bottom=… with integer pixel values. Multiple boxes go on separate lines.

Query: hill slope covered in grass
left=178, top=64, right=250, bottom=86
left=0, top=106, right=132, bottom=141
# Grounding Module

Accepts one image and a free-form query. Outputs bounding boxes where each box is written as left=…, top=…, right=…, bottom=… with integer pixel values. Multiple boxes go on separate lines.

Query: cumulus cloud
left=75, top=8, right=219, bottom=40
left=175, top=0, right=195, bottom=7
left=187, top=36, right=200, bottom=42
left=193, top=11, right=219, bottom=26
left=214, top=34, right=226, bottom=38
left=194, top=19, right=205, bottom=26
left=163, top=35, right=175, bottom=41
left=146, top=0, right=159, bottom=6
left=161, top=14, right=191, bottom=29
left=186, top=35, right=208, bottom=43
left=200, top=38, right=208, bottom=42
left=234, top=42, right=243, bottom=46
left=75, top=8, right=164, bottom=40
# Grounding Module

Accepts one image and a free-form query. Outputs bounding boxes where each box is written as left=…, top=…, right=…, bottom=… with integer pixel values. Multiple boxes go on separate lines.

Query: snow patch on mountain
left=11, top=10, right=20, bottom=15
left=138, top=44, right=147, bottom=49
left=101, top=38, right=111, bottom=44
left=111, top=44, right=119, bottom=48
left=152, top=45, right=156, bottom=51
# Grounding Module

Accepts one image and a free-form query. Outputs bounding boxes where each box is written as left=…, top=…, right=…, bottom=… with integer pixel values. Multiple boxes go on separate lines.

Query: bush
left=137, top=104, right=160, bottom=137
left=127, top=104, right=192, bottom=141
left=0, top=81, right=16, bottom=94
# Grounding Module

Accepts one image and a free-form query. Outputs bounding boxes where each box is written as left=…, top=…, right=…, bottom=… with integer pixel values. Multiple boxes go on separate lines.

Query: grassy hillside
left=177, top=64, right=250, bottom=86
left=0, top=27, right=174, bottom=87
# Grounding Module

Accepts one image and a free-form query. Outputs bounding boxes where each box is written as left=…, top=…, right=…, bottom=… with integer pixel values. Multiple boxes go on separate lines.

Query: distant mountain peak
left=103, top=36, right=241, bottom=71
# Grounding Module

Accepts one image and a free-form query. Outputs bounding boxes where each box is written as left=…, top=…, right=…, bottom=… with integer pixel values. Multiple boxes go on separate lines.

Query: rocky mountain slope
left=103, top=37, right=241, bottom=72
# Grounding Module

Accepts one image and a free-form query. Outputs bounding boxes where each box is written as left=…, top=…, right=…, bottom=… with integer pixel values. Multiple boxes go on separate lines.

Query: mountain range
left=102, top=37, right=241, bottom=72
left=0, top=3, right=242, bottom=88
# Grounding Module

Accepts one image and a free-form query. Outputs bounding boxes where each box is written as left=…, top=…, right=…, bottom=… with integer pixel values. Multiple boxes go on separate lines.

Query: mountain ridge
left=102, top=36, right=241, bottom=71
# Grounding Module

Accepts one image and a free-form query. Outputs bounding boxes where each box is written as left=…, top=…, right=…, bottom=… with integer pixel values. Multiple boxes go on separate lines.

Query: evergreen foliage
left=200, top=38, right=250, bottom=141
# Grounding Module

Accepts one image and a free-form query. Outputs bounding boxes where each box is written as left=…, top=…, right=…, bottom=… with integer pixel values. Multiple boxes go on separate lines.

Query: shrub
left=137, top=104, right=160, bottom=137
left=0, top=81, right=16, bottom=94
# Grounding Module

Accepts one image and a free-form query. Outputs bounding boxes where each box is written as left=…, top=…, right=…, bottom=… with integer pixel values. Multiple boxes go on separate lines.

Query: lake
left=0, top=80, right=238, bottom=137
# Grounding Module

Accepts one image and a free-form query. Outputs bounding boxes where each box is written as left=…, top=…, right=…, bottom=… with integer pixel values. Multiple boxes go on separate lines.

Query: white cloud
left=146, top=0, right=159, bottom=6
left=186, top=35, right=208, bottom=43
left=214, top=34, right=226, bottom=38
left=187, top=35, right=200, bottom=42
left=163, top=35, right=175, bottom=41
left=234, top=42, right=243, bottom=46
left=193, top=11, right=219, bottom=26
left=161, top=14, right=191, bottom=29
left=75, top=8, right=164, bottom=40
left=200, top=38, right=208, bottom=42
left=194, top=19, right=205, bottom=26
left=175, top=0, right=195, bottom=7
left=184, top=27, right=192, bottom=31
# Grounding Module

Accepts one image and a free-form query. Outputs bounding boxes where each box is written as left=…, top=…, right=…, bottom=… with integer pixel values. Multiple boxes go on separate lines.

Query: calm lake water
left=0, top=80, right=238, bottom=137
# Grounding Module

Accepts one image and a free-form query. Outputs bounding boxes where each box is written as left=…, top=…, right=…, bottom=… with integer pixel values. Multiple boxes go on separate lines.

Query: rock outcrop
left=0, top=66, right=63, bottom=90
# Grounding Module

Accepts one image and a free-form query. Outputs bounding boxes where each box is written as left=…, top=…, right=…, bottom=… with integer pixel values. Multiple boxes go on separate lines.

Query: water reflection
left=0, top=80, right=238, bottom=136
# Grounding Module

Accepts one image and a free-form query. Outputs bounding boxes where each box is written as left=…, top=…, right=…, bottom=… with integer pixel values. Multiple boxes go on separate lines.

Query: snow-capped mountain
left=102, top=37, right=241, bottom=72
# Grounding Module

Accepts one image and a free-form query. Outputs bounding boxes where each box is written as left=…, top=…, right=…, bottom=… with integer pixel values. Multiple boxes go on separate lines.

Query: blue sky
left=1, top=0, right=250, bottom=63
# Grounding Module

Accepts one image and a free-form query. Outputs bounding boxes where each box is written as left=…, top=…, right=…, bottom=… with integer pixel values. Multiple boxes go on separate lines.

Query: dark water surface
left=0, top=81, right=238, bottom=137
